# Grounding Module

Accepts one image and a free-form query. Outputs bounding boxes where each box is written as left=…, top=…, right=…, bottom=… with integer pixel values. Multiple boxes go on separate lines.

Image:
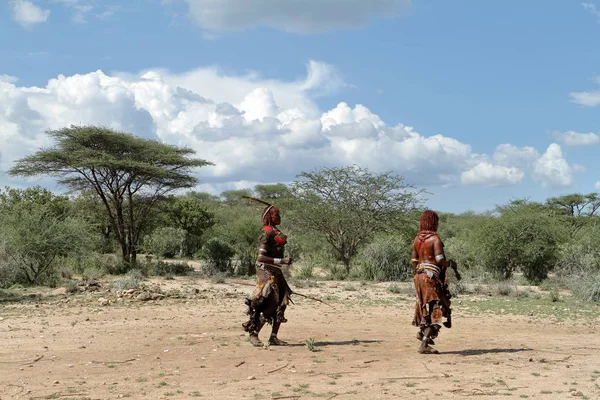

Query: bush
left=353, top=234, right=412, bottom=282
left=0, top=203, right=97, bottom=285
left=199, top=238, right=236, bottom=276
left=111, top=269, right=145, bottom=292
left=147, top=260, right=194, bottom=276
left=569, top=271, right=600, bottom=302
left=0, top=243, right=25, bottom=288
left=62, top=253, right=117, bottom=276
left=142, top=227, right=186, bottom=258
left=82, top=266, right=104, bottom=282
left=477, top=204, right=565, bottom=283
left=294, top=263, right=314, bottom=279
left=495, top=281, right=515, bottom=296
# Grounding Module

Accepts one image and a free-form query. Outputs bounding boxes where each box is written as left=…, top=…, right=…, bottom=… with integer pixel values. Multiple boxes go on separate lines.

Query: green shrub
left=353, top=234, right=412, bottom=282
left=495, top=281, right=515, bottom=296
left=0, top=206, right=96, bottom=285
left=111, top=269, right=145, bottom=292
left=476, top=204, right=565, bottom=283
left=142, top=227, right=186, bottom=258
left=294, top=263, right=314, bottom=279
left=570, top=271, right=600, bottom=302
left=147, top=260, right=194, bottom=276
left=82, top=266, right=104, bottom=282
left=199, top=238, right=236, bottom=276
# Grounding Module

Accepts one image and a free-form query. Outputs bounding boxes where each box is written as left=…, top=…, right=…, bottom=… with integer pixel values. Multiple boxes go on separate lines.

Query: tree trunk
left=342, top=256, right=351, bottom=274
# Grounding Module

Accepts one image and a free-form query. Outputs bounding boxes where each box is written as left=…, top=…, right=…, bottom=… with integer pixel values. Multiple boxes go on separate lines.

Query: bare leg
left=268, top=305, right=289, bottom=346
left=418, top=326, right=439, bottom=354
left=248, top=321, right=265, bottom=347
left=416, top=329, right=435, bottom=345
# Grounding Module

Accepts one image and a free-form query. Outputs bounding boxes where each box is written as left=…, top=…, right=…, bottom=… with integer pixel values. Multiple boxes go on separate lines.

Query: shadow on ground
left=441, top=347, right=533, bottom=356
left=286, top=339, right=383, bottom=348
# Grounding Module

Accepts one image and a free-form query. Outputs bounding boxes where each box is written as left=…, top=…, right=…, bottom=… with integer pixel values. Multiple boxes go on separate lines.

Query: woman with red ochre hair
left=242, top=201, right=294, bottom=347
left=410, top=210, right=460, bottom=354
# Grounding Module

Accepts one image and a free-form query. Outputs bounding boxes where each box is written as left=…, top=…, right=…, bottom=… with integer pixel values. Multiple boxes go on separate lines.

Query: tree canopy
left=290, top=165, right=424, bottom=271
left=9, top=125, right=213, bottom=264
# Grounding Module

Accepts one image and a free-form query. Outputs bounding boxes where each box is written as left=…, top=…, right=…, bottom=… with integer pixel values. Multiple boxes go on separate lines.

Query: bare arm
left=433, top=236, right=451, bottom=268
left=433, top=236, right=459, bottom=276
left=257, top=252, right=293, bottom=265
left=256, top=232, right=293, bottom=265
left=411, top=240, right=418, bottom=276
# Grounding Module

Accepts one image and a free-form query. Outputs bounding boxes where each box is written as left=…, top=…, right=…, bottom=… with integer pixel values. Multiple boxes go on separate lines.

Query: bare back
left=411, top=232, right=445, bottom=266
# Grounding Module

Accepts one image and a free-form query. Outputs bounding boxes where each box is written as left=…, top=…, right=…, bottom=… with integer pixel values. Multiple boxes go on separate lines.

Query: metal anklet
left=422, top=336, right=429, bottom=342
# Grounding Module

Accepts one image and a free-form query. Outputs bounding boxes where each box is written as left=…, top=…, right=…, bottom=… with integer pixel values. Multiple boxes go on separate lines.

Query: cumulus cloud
left=552, top=130, right=600, bottom=147
left=570, top=76, right=600, bottom=106
left=532, top=144, right=573, bottom=188
left=10, top=0, right=50, bottom=28
left=492, top=144, right=540, bottom=170
left=461, top=162, right=524, bottom=187
left=0, top=75, right=19, bottom=84
left=176, top=0, right=411, bottom=34
left=596, top=181, right=600, bottom=190
left=0, top=62, right=580, bottom=194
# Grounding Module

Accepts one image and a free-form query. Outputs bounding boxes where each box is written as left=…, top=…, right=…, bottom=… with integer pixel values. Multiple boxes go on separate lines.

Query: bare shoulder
left=431, top=234, right=445, bottom=249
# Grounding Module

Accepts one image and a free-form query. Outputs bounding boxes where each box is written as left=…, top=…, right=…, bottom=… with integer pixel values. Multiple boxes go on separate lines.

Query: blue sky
left=1, top=0, right=600, bottom=213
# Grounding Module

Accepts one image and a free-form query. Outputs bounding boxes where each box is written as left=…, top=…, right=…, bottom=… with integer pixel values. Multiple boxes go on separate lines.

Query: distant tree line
left=1, top=125, right=599, bottom=302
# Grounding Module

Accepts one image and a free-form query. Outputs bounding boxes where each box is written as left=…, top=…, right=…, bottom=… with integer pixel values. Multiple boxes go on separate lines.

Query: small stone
left=247, top=376, right=255, bottom=380
left=53, top=380, right=59, bottom=384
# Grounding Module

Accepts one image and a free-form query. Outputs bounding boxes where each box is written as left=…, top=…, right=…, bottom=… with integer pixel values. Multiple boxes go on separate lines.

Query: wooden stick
left=90, top=358, right=137, bottom=364
left=267, top=361, right=290, bottom=374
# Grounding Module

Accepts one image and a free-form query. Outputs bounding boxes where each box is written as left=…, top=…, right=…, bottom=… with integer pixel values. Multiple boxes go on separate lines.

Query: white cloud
left=11, top=0, right=50, bottom=28
left=0, top=75, right=19, bottom=84
left=461, top=162, right=524, bottom=187
left=595, top=181, right=600, bottom=190
left=176, top=0, right=411, bottom=34
left=570, top=76, right=600, bottom=106
left=552, top=130, right=600, bottom=147
left=532, top=144, right=574, bottom=188
left=583, top=2, right=600, bottom=17
left=0, top=62, right=581, bottom=194
left=570, top=90, right=600, bottom=106
left=52, top=0, right=120, bottom=23
left=492, top=144, right=540, bottom=169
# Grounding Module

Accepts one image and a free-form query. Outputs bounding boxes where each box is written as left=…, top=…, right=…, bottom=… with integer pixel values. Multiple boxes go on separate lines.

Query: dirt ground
left=1, top=275, right=599, bottom=400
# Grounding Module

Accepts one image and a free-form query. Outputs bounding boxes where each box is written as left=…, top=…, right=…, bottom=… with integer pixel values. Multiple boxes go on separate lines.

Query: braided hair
left=419, top=210, right=439, bottom=232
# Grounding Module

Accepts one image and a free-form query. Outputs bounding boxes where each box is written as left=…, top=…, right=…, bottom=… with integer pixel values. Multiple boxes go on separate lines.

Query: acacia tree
left=9, top=125, right=213, bottom=265
left=546, top=193, right=600, bottom=217
left=163, top=195, right=216, bottom=257
left=290, top=165, right=424, bottom=272
left=254, top=183, right=291, bottom=199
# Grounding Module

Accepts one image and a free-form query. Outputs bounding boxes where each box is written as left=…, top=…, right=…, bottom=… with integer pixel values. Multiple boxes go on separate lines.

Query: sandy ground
left=1, top=276, right=599, bottom=400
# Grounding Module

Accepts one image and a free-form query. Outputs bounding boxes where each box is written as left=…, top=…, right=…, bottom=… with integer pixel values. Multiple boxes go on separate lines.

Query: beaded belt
left=416, top=263, right=441, bottom=276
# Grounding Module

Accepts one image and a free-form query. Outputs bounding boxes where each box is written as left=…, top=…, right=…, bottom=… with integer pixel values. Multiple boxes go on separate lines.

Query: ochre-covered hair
left=241, top=196, right=279, bottom=226
left=420, top=210, right=439, bottom=232
left=262, top=205, right=279, bottom=226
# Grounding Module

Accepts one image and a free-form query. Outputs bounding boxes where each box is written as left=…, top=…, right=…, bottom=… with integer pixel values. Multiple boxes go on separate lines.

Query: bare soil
left=1, top=276, right=599, bottom=400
